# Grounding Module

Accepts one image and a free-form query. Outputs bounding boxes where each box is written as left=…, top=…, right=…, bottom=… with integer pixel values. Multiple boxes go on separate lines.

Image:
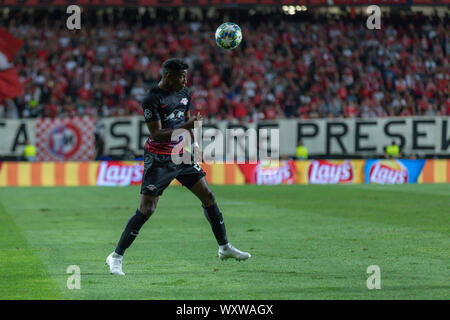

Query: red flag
left=0, top=28, right=24, bottom=62
left=0, top=68, right=23, bottom=101
left=0, top=28, right=23, bottom=101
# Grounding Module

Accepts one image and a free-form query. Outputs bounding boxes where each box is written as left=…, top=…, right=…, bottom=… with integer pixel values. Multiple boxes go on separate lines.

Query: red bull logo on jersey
left=308, top=160, right=353, bottom=184
left=97, top=161, right=143, bottom=186
left=368, top=160, right=408, bottom=184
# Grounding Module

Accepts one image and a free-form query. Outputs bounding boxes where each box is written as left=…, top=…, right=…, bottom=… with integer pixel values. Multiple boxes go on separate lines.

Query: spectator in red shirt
left=233, top=100, right=247, bottom=120
left=344, top=101, right=358, bottom=118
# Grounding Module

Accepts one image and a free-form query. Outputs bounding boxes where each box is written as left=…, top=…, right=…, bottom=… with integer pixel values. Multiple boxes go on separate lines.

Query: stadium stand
left=1, top=7, right=448, bottom=121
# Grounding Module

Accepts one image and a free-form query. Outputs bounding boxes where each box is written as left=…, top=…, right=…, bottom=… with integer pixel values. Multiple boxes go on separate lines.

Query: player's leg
left=106, top=152, right=176, bottom=275
left=186, top=176, right=251, bottom=261
left=115, top=194, right=158, bottom=256
left=106, top=194, right=158, bottom=275
left=189, top=177, right=228, bottom=245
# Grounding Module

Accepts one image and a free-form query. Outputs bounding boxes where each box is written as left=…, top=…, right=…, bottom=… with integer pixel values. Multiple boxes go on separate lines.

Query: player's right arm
left=143, top=95, right=202, bottom=142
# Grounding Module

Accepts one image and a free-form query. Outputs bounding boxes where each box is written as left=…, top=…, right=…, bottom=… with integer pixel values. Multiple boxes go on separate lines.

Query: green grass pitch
left=0, top=184, right=449, bottom=299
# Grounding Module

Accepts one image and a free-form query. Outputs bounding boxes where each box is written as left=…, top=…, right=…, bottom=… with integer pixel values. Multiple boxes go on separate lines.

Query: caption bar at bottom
left=176, top=304, right=274, bottom=317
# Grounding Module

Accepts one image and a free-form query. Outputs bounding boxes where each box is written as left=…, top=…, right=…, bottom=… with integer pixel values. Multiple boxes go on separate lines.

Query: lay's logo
left=97, top=161, right=143, bottom=186
left=368, top=160, right=408, bottom=184
left=255, top=161, right=296, bottom=185
left=308, top=160, right=353, bottom=184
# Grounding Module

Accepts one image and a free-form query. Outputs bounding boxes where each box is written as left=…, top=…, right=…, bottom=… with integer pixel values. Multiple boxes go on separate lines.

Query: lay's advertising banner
left=0, top=161, right=246, bottom=187
left=364, top=159, right=426, bottom=184
left=1, top=160, right=450, bottom=187
left=238, top=161, right=296, bottom=185
left=295, top=160, right=365, bottom=184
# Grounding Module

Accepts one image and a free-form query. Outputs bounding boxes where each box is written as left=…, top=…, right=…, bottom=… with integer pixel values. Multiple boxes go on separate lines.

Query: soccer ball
left=215, top=22, right=242, bottom=50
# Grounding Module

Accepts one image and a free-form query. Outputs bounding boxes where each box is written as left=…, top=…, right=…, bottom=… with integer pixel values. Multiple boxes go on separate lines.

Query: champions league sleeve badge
left=144, top=109, right=152, bottom=120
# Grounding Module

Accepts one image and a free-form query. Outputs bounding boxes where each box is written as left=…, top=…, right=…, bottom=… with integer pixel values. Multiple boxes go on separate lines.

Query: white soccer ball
left=215, top=22, right=242, bottom=50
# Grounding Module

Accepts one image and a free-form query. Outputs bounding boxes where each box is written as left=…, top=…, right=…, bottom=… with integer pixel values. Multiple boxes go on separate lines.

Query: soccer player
left=106, top=58, right=251, bottom=275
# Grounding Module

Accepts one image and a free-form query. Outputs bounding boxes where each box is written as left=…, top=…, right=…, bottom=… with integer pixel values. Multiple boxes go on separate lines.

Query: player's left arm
left=184, top=90, right=202, bottom=159
left=184, top=110, right=194, bottom=141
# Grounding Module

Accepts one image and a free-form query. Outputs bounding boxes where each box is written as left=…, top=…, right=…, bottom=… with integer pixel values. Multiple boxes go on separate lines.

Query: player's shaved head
left=162, top=58, right=189, bottom=75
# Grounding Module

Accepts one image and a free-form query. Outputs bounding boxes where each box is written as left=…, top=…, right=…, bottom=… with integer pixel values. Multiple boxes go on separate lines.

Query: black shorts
left=140, top=149, right=206, bottom=196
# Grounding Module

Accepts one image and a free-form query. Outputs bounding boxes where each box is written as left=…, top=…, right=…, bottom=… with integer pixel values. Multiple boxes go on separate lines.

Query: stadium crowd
left=1, top=8, right=449, bottom=122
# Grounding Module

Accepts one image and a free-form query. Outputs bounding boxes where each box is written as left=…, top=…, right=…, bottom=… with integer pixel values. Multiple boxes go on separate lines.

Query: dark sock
left=203, top=203, right=228, bottom=246
left=115, top=209, right=149, bottom=256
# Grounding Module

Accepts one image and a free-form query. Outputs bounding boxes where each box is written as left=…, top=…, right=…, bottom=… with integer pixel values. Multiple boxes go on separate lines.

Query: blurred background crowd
left=1, top=7, right=449, bottom=122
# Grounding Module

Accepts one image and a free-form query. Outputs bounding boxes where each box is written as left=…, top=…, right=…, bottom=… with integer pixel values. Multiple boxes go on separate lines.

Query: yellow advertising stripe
left=234, top=165, right=245, bottom=185
left=295, top=160, right=309, bottom=184
left=211, top=163, right=225, bottom=185
left=65, top=162, right=79, bottom=186
left=418, top=168, right=423, bottom=183
left=17, top=162, right=31, bottom=186
left=88, top=162, right=100, bottom=186
left=352, top=160, right=365, bottom=184
left=433, top=160, right=447, bottom=183
left=0, top=162, right=8, bottom=186
left=41, top=162, right=55, bottom=186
